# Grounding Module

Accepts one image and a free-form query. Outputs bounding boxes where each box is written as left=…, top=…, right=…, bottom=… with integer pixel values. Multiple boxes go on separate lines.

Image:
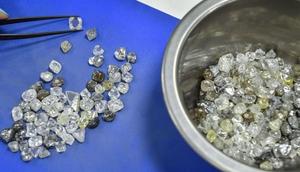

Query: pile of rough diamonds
left=193, top=49, right=300, bottom=170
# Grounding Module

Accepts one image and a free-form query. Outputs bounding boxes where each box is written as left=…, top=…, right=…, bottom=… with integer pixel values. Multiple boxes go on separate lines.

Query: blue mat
left=0, top=1, right=219, bottom=171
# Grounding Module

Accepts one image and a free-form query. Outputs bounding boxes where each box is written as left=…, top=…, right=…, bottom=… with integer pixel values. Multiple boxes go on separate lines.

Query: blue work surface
left=0, top=1, right=219, bottom=172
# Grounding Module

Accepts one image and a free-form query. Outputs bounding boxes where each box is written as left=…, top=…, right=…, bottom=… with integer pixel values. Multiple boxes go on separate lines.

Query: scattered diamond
left=107, top=99, right=124, bottom=113
left=49, top=60, right=62, bottom=74
left=117, top=82, right=129, bottom=94
left=86, top=28, right=97, bottom=41
left=40, top=71, right=54, bottom=82
left=88, top=55, right=104, bottom=67
left=60, top=40, right=72, bottom=53
left=12, top=106, right=23, bottom=121
left=69, top=17, right=82, bottom=30
left=114, top=47, right=127, bottom=61
left=93, top=45, right=104, bottom=56
left=126, top=52, right=136, bottom=64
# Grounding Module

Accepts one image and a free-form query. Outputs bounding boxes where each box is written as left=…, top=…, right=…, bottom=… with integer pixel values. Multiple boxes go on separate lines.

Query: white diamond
left=40, top=71, right=54, bottom=82
left=86, top=28, right=97, bottom=41
left=61, top=133, right=75, bottom=145
left=126, top=52, right=136, bottom=64
left=55, top=142, right=66, bottom=153
left=121, top=62, right=132, bottom=73
left=95, top=84, right=105, bottom=94
left=8, top=141, right=19, bottom=152
left=233, top=103, right=247, bottom=115
left=72, top=129, right=85, bottom=143
left=108, top=86, right=120, bottom=100
left=218, top=53, right=234, bottom=73
left=66, top=121, right=78, bottom=133
left=66, top=91, right=80, bottom=112
left=91, top=92, right=103, bottom=102
left=114, top=47, right=126, bottom=61
left=12, top=106, right=23, bottom=121
left=34, top=112, right=49, bottom=126
left=50, top=87, right=63, bottom=96
left=236, top=53, right=248, bottom=64
left=22, top=89, right=37, bottom=102
left=108, top=99, right=124, bottom=113
left=30, top=99, right=42, bottom=112
left=38, top=147, right=51, bottom=159
left=69, top=17, right=83, bottom=30
left=28, top=136, right=43, bottom=147
left=36, top=124, right=50, bottom=136
left=93, top=45, right=104, bottom=56
left=266, top=49, right=276, bottom=58
left=24, top=111, right=36, bottom=122
left=80, top=88, right=91, bottom=98
left=117, top=82, right=129, bottom=94
left=49, top=60, right=62, bottom=74
left=214, top=95, right=229, bottom=111
left=57, top=113, right=70, bottom=126
left=60, top=40, right=72, bottom=53
left=95, top=100, right=107, bottom=113
left=88, top=55, right=104, bottom=67
left=122, top=72, right=133, bottom=83
left=109, top=72, right=121, bottom=83
left=80, top=98, right=94, bottom=111
left=108, top=65, right=120, bottom=74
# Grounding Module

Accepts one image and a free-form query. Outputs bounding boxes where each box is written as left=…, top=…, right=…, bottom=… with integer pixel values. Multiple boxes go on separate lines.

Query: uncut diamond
left=36, top=124, right=50, bottom=136
left=40, top=71, right=54, bottom=82
left=117, top=82, right=129, bottom=94
left=49, top=60, right=62, bottom=74
left=108, top=87, right=120, bottom=100
left=34, top=112, right=49, bottom=126
left=12, top=106, right=23, bottom=121
left=61, top=133, right=75, bottom=145
left=80, top=88, right=91, bottom=98
left=86, top=28, right=97, bottom=41
left=72, top=129, right=85, bottom=143
left=55, top=142, right=66, bottom=153
left=93, top=45, right=104, bottom=56
left=30, top=99, right=41, bottom=112
left=22, top=89, right=37, bottom=102
left=69, top=17, right=82, bottom=30
left=80, top=98, right=94, bottom=111
left=50, top=87, right=63, bottom=96
left=28, top=135, right=43, bottom=147
left=218, top=53, right=234, bottom=73
left=57, top=114, right=70, bottom=126
left=60, top=40, right=72, bottom=53
left=126, top=52, right=137, bottom=64
left=109, top=72, right=121, bottom=83
left=38, top=147, right=51, bottom=159
left=95, top=100, right=107, bottom=113
left=108, top=99, right=124, bottom=113
left=122, top=72, right=133, bottom=83
left=121, top=62, right=132, bottom=73
left=66, top=121, right=78, bottom=134
left=8, top=141, right=19, bottom=152
left=114, top=47, right=126, bottom=61
left=88, top=55, right=104, bottom=67
left=108, top=65, right=120, bottom=74
left=95, top=84, right=105, bottom=94
left=91, top=92, right=103, bottom=102
left=66, top=91, right=80, bottom=112
left=24, top=111, right=36, bottom=122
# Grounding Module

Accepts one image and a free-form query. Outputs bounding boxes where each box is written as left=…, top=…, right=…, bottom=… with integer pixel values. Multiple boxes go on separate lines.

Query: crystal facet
left=60, top=40, right=72, bottom=53
left=86, top=28, right=97, bottom=41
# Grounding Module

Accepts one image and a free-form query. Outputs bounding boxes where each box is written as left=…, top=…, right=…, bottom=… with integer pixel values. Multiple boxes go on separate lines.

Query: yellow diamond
left=206, top=129, right=217, bottom=143
left=257, top=98, right=269, bottom=109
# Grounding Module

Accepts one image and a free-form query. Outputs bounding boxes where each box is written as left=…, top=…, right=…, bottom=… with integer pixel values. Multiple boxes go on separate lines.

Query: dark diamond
left=0, top=128, right=15, bottom=143
left=102, top=111, right=116, bottom=122
left=86, top=80, right=97, bottom=92
left=12, top=120, right=25, bottom=132
left=37, top=89, right=50, bottom=101
left=30, top=81, right=44, bottom=92
left=87, top=117, right=100, bottom=129
left=51, top=77, right=64, bottom=87
left=92, top=70, right=105, bottom=83
left=14, top=129, right=26, bottom=142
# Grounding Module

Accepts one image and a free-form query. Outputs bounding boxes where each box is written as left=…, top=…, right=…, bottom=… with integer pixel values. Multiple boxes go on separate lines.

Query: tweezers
left=0, top=16, right=82, bottom=40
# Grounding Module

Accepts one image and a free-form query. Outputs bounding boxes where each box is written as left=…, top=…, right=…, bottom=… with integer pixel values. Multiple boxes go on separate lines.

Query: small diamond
left=38, top=147, right=51, bottom=159
left=86, top=80, right=97, bottom=92
left=114, top=47, right=126, bottom=61
left=233, top=103, right=247, bottom=115
left=91, top=92, right=103, bottom=102
left=66, top=91, right=80, bottom=112
left=40, top=71, right=54, bottom=82
left=92, top=70, right=105, bottom=82
left=0, top=128, right=14, bottom=143
left=102, top=80, right=113, bottom=90
left=214, top=95, right=229, bottom=111
left=88, top=55, right=104, bottom=67
left=36, top=124, right=50, bottom=136
left=8, top=141, right=19, bottom=152
left=108, top=86, right=120, bottom=100
left=50, top=87, right=63, bottom=96
left=30, top=99, right=42, bottom=112
left=55, top=142, right=67, bottom=153
left=95, top=84, right=105, bottom=94
left=49, top=60, right=62, bottom=74
left=24, top=111, right=36, bottom=122
left=66, top=120, right=78, bottom=133
left=122, top=72, right=133, bottom=83
left=102, top=110, right=116, bottom=122
left=86, top=28, right=97, bottom=41
left=201, top=80, right=215, bottom=92
left=109, top=72, right=121, bottom=83
left=60, top=40, right=72, bottom=53
left=72, top=129, right=85, bottom=143
left=69, top=16, right=83, bottom=30
left=121, top=62, right=132, bottom=73
left=57, top=114, right=70, bottom=126
left=117, top=82, right=129, bottom=94
left=28, top=135, right=43, bottom=147
left=61, top=133, right=75, bottom=145
left=107, top=99, right=124, bottom=113
left=51, top=77, right=64, bottom=87
left=95, top=100, right=107, bottom=113
left=22, top=89, right=37, bottom=102
left=93, top=45, right=104, bottom=56
left=80, top=98, right=94, bottom=111
left=12, top=106, right=23, bottom=121
left=80, top=88, right=91, bottom=98
left=108, top=65, right=120, bottom=74
left=126, top=52, right=137, bottom=64
left=218, top=53, right=234, bottom=73
left=34, top=112, right=49, bottom=126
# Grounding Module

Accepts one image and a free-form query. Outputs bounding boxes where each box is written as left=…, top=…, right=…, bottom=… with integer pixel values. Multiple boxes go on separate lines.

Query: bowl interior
left=177, top=0, right=300, bottom=170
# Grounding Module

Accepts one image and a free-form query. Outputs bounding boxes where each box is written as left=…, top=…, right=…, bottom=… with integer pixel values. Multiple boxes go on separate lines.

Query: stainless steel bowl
left=162, top=0, right=300, bottom=171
